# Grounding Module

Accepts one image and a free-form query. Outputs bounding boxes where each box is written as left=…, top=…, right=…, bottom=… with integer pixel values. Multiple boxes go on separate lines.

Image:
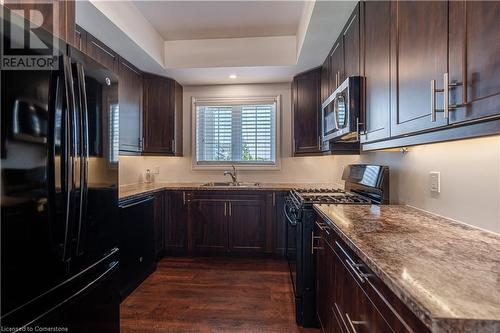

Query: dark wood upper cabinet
left=292, top=67, right=322, bottom=156
left=228, top=198, right=266, bottom=253
left=361, top=1, right=391, bottom=143
left=329, top=37, right=344, bottom=92
left=342, top=3, right=360, bottom=79
left=118, top=57, right=143, bottom=153
left=189, top=199, right=228, bottom=254
left=86, top=32, right=119, bottom=73
left=448, top=1, right=500, bottom=124
left=143, top=73, right=183, bottom=156
left=74, top=24, right=87, bottom=53
left=390, top=1, right=449, bottom=137
left=320, top=58, right=330, bottom=105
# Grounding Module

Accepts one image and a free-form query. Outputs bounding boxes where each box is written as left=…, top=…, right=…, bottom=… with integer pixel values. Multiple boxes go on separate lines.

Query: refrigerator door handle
left=75, top=62, right=89, bottom=257
left=62, top=56, right=77, bottom=266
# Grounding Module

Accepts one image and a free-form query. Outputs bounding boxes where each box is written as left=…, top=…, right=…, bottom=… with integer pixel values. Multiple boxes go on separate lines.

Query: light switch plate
left=430, top=171, right=440, bottom=193
left=153, top=166, right=160, bottom=174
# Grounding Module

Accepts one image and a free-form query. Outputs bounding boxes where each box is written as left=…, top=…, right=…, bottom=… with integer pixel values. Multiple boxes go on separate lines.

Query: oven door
left=284, top=197, right=299, bottom=296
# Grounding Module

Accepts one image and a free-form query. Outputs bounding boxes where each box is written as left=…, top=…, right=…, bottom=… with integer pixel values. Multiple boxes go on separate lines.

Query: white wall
left=119, top=83, right=500, bottom=234
left=331, top=136, right=500, bottom=234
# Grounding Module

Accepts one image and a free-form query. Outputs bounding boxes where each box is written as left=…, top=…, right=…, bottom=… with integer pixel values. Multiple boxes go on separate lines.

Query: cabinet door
left=74, top=25, right=87, bottom=53
left=343, top=4, right=360, bottom=79
left=228, top=198, right=266, bottom=254
left=273, top=192, right=287, bottom=256
left=86, top=33, right=119, bottom=73
left=143, top=74, right=175, bottom=154
left=153, top=193, right=164, bottom=259
left=321, top=58, right=331, bottom=104
left=330, top=38, right=344, bottom=91
left=293, top=68, right=321, bottom=155
left=118, top=58, right=143, bottom=153
left=315, top=229, right=330, bottom=332
left=449, top=1, right=500, bottom=124
left=361, top=1, right=391, bottom=143
left=390, top=1, right=449, bottom=136
left=189, top=200, right=228, bottom=254
left=165, top=191, right=188, bottom=255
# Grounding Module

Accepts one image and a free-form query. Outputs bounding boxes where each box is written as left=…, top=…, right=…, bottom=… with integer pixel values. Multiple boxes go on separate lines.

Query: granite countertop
left=119, top=182, right=340, bottom=200
left=313, top=204, right=500, bottom=333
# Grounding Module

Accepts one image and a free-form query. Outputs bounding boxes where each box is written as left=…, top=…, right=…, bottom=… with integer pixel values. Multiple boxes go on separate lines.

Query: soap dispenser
left=145, top=169, right=152, bottom=184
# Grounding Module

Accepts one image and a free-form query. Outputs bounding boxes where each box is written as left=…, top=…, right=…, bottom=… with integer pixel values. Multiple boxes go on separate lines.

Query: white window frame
left=191, top=95, right=281, bottom=171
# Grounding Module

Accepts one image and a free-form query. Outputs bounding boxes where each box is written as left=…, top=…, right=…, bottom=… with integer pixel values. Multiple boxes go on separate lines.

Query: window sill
left=191, top=162, right=281, bottom=171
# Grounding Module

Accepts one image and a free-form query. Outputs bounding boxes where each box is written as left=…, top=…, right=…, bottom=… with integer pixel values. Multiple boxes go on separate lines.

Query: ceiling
left=77, top=0, right=357, bottom=85
left=133, top=1, right=306, bottom=41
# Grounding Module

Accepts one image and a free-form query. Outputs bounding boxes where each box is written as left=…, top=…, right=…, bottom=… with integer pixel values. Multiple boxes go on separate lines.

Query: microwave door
left=322, top=95, right=338, bottom=142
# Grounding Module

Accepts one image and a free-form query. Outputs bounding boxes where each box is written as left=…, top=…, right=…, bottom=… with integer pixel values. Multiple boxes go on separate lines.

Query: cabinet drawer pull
left=346, top=313, right=365, bottom=333
left=314, top=221, right=330, bottom=235
left=345, top=259, right=366, bottom=284
left=182, top=191, right=186, bottom=205
left=228, top=202, right=232, bottom=216
left=311, top=231, right=323, bottom=254
left=224, top=202, right=227, bottom=216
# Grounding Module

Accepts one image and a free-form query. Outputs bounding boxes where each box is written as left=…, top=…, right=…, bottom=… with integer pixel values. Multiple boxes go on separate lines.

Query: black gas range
left=285, top=164, right=389, bottom=327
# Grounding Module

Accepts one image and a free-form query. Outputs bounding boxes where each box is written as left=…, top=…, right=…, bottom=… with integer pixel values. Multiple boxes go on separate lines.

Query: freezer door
left=0, top=16, right=73, bottom=318
left=68, top=46, right=119, bottom=275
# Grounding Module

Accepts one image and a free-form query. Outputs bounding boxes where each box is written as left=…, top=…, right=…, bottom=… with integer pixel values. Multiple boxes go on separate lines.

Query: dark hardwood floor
left=121, top=257, right=320, bottom=333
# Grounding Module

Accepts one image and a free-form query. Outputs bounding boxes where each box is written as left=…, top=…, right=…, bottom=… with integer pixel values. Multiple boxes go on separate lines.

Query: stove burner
left=295, top=188, right=345, bottom=194
left=291, top=188, right=371, bottom=205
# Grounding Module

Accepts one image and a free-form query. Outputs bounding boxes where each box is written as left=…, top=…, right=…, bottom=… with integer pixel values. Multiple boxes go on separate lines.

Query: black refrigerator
left=1, top=8, right=120, bottom=332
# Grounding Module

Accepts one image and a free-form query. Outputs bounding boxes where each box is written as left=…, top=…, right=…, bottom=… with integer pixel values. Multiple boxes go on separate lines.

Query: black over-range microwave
left=321, top=76, right=363, bottom=147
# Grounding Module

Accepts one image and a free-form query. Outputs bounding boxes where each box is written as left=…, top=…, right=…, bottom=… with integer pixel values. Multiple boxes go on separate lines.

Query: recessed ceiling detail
left=132, top=0, right=306, bottom=41
left=77, top=0, right=357, bottom=85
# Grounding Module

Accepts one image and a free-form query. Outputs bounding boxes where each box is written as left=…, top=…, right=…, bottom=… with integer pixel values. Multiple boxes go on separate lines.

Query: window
left=108, top=103, right=119, bottom=165
left=193, top=96, right=280, bottom=168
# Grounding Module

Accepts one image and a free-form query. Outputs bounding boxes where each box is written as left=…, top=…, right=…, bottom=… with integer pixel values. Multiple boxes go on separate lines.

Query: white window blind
left=195, top=99, right=277, bottom=165
left=109, top=103, right=119, bottom=165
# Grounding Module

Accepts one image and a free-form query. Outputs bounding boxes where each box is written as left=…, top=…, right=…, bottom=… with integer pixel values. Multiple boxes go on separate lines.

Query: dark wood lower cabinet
left=153, top=193, right=164, bottom=259
left=315, top=217, right=430, bottom=333
left=164, top=191, right=188, bottom=255
left=148, top=190, right=287, bottom=260
left=189, top=199, right=228, bottom=254
left=228, top=197, right=267, bottom=253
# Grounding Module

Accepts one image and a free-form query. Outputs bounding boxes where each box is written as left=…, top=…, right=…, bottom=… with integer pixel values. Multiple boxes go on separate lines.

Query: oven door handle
left=284, top=202, right=297, bottom=226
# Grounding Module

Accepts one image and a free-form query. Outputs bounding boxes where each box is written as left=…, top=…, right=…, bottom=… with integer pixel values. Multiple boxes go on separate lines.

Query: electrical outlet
left=153, top=166, right=160, bottom=174
left=430, top=172, right=440, bottom=193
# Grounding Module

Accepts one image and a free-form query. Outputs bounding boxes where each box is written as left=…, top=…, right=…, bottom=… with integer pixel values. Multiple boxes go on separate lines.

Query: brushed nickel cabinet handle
left=224, top=202, right=227, bottom=216
left=182, top=191, right=186, bottom=205
left=272, top=193, right=276, bottom=207
left=431, top=79, right=444, bottom=122
left=229, top=202, right=232, bottom=216
left=311, top=231, right=323, bottom=254
left=443, top=73, right=449, bottom=119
